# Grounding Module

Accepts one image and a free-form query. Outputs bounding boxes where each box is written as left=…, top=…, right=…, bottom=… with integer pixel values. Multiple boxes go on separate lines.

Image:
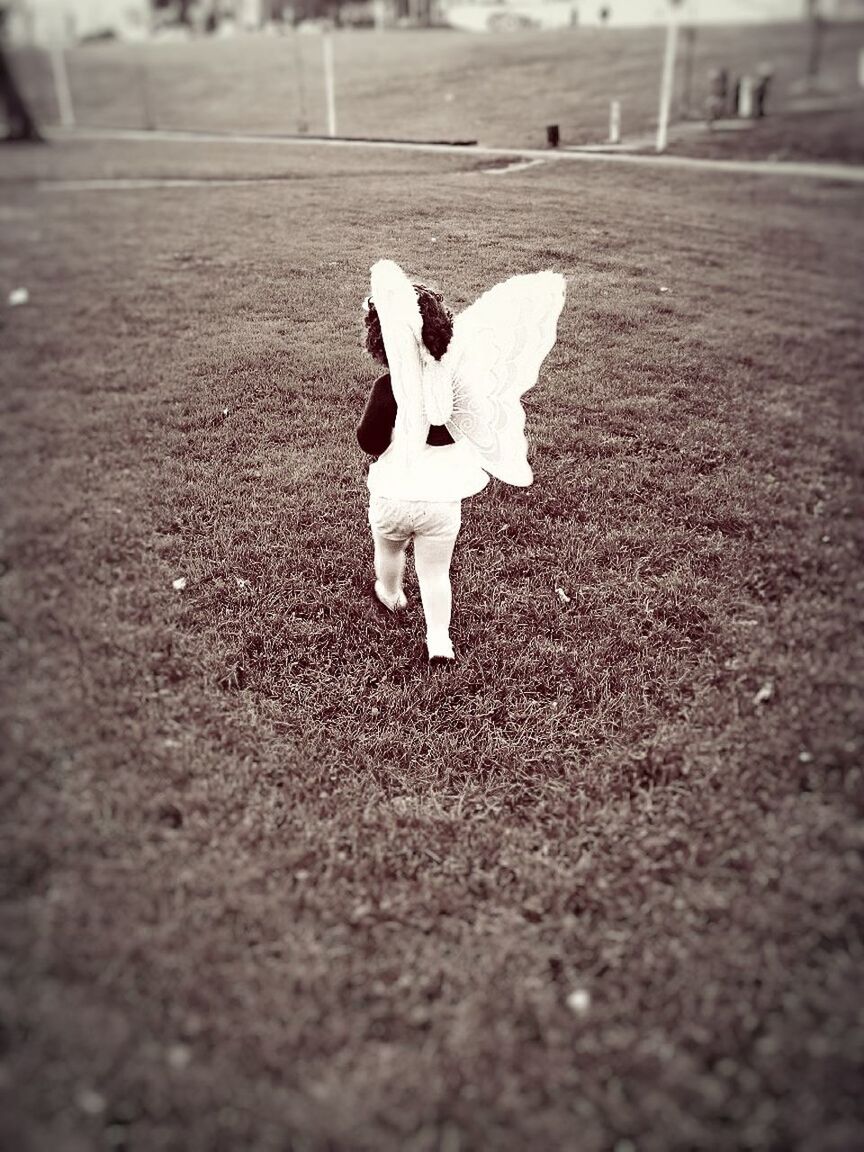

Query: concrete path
left=44, top=126, right=864, bottom=186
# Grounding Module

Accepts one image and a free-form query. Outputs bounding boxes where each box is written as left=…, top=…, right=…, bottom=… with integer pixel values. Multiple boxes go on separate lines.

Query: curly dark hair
left=363, top=283, right=453, bottom=366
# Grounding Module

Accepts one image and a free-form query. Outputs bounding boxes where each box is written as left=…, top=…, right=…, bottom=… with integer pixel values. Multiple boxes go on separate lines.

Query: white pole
left=293, top=29, right=308, bottom=133
left=609, top=99, right=621, bottom=144
left=50, top=44, right=75, bottom=128
left=322, top=32, right=337, bottom=138
left=655, top=3, right=680, bottom=153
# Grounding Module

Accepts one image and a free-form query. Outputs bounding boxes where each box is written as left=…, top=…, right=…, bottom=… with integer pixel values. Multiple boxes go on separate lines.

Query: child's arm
left=356, top=371, right=455, bottom=454
left=357, top=373, right=397, bottom=456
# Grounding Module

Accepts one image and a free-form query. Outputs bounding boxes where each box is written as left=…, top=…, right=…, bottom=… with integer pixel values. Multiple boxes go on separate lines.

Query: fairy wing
left=442, top=271, right=566, bottom=486
left=369, top=259, right=427, bottom=456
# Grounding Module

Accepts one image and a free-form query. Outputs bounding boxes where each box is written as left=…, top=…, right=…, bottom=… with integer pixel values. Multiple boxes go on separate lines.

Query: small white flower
left=172, top=576, right=187, bottom=591
left=566, top=988, right=591, bottom=1014
left=167, top=1044, right=192, bottom=1070
left=76, top=1089, right=106, bottom=1115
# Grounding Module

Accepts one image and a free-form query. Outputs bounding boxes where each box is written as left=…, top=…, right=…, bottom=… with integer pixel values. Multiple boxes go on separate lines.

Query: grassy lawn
left=666, top=101, right=864, bottom=165
left=1, top=138, right=863, bottom=1150
left=9, top=21, right=864, bottom=156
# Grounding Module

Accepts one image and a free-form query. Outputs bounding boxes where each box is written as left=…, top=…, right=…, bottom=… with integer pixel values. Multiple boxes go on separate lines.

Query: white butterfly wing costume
left=368, top=260, right=566, bottom=487
left=369, top=259, right=427, bottom=462
left=443, top=270, right=566, bottom=486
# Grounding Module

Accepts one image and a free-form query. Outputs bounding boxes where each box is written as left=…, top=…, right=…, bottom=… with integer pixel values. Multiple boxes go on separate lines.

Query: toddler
left=356, top=279, right=486, bottom=663
left=356, top=259, right=566, bottom=664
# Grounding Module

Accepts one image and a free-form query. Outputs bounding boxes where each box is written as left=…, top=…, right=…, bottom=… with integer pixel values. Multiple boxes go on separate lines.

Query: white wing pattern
left=443, top=271, right=566, bottom=486
left=369, top=259, right=427, bottom=458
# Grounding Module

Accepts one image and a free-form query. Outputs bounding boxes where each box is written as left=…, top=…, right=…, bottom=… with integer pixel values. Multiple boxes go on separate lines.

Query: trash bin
left=546, top=124, right=560, bottom=148
left=754, top=63, right=773, bottom=117
left=737, top=75, right=754, bottom=118
left=706, top=67, right=729, bottom=123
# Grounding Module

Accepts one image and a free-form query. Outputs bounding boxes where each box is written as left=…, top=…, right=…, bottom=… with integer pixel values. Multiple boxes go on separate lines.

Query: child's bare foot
left=374, top=581, right=407, bottom=612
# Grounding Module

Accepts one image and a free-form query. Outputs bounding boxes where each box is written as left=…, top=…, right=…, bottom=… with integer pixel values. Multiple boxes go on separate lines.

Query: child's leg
left=372, top=532, right=408, bottom=610
left=368, top=496, right=409, bottom=610
left=415, top=534, right=455, bottom=649
left=414, top=530, right=459, bottom=660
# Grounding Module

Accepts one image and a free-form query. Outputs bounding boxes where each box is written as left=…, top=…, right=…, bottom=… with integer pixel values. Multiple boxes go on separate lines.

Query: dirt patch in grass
left=1, top=143, right=863, bottom=1150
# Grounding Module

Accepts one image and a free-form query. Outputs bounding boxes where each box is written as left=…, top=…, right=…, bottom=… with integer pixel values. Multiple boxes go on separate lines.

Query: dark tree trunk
left=0, top=41, right=42, bottom=142
left=806, top=0, right=825, bottom=79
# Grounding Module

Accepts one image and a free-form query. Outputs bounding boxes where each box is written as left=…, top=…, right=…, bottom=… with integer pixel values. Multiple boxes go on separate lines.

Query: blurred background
left=2, top=1, right=864, bottom=157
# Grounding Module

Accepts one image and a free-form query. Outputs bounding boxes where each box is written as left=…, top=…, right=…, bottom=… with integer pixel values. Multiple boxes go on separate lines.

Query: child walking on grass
left=356, top=260, right=566, bottom=664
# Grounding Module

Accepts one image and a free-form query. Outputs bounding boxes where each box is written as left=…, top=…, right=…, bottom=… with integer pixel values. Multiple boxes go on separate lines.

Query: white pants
left=368, top=495, right=461, bottom=650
